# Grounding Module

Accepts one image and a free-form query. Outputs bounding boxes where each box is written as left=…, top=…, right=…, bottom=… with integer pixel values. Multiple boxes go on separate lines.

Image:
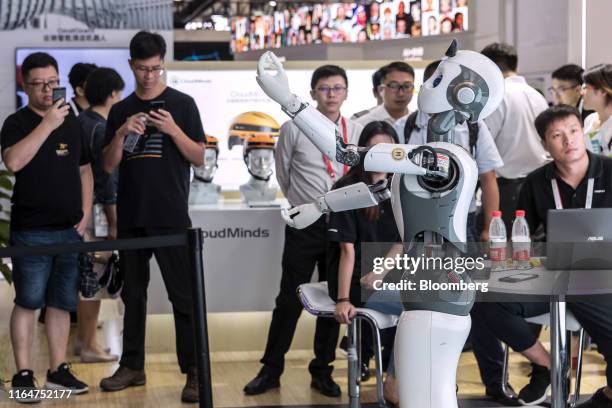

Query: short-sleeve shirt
left=0, top=107, right=92, bottom=231
left=327, top=198, right=401, bottom=303
left=517, top=151, right=612, bottom=240
left=103, top=87, right=205, bottom=230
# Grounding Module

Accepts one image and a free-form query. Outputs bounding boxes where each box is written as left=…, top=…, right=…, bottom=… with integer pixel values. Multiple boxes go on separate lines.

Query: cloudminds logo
left=201, top=227, right=270, bottom=239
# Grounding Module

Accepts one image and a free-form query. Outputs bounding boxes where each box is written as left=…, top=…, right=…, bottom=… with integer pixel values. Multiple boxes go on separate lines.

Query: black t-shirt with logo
left=0, top=107, right=92, bottom=231
left=103, top=87, right=205, bottom=231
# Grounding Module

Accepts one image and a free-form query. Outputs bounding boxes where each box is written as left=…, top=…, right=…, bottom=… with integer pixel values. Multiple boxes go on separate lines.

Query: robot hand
left=281, top=202, right=323, bottom=229
left=256, top=52, right=302, bottom=114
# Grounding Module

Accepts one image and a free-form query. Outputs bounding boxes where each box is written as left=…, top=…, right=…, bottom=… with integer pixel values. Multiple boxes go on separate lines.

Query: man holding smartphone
left=1, top=52, right=93, bottom=402
left=100, top=31, right=205, bottom=404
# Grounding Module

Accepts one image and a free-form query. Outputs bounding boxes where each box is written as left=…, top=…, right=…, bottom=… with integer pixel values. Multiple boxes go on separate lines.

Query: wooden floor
left=0, top=280, right=607, bottom=407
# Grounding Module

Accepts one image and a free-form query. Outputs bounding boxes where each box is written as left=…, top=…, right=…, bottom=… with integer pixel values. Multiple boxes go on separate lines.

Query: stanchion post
left=188, top=228, right=213, bottom=408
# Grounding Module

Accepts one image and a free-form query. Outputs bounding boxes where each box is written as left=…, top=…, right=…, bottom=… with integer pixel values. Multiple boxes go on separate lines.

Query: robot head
left=194, top=135, right=219, bottom=183
left=228, top=111, right=280, bottom=150
left=418, top=39, right=504, bottom=122
left=243, top=134, right=275, bottom=181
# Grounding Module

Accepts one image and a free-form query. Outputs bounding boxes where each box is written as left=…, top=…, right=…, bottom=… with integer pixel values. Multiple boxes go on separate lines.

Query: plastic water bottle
left=489, top=210, right=507, bottom=271
left=512, top=210, right=531, bottom=269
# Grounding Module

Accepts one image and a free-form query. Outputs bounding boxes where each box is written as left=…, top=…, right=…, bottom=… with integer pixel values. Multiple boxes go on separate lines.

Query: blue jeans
left=364, top=289, right=404, bottom=376
left=11, top=228, right=82, bottom=312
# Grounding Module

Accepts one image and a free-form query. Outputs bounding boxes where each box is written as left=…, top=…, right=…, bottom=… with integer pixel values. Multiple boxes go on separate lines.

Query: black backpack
left=403, top=111, right=479, bottom=156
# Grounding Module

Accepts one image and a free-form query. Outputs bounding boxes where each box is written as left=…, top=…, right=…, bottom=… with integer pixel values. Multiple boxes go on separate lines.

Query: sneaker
left=485, top=382, right=521, bottom=406
left=518, top=364, right=550, bottom=406
left=46, top=363, right=88, bottom=394
left=577, top=388, right=612, bottom=407
left=181, top=367, right=199, bottom=403
left=243, top=370, right=280, bottom=395
left=11, top=370, right=41, bottom=404
left=100, top=366, right=146, bottom=392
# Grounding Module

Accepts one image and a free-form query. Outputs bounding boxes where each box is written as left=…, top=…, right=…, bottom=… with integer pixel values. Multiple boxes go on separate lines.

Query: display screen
left=166, top=66, right=423, bottom=190
left=231, top=0, right=469, bottom=53
left=15, top=48, right=135, bottom=110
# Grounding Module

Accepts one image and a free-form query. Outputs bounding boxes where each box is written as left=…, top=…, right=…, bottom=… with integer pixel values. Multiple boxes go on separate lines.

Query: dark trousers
left=497, top=177, right=526, bottom=233
left=261, top=218, right=340, bottom=378
left=471, top=299, right=612, bottom=387
left=118, top=227, right=196, bottom=374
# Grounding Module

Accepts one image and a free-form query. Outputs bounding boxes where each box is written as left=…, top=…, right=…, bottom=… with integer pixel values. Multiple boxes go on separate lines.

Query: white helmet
left=418, top=39, right=504, bottom=122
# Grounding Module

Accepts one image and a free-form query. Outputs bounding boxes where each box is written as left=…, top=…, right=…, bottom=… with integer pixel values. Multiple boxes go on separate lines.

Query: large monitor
left=231, top=0, right=469, bottom=53
left=15, top=47, right=135, bottom=110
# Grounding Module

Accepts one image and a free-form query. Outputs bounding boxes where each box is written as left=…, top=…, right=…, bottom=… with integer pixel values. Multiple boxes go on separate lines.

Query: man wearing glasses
left=100, top=31, right=205, bottom=403
left=355, top=61, right=415, bottom=142
left=550, top=64, right=594, bottom=123
left=1, top=52, right=93, bottom=402
left=244, top=65, right=362, bottom=397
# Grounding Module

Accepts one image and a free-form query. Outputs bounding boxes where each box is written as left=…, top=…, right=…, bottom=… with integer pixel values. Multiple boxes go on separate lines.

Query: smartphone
left=52, top=87, right=66, bottom=104
left=499, top=273, right=538, bottom=283
left=149, top=100, right=165, bottom=112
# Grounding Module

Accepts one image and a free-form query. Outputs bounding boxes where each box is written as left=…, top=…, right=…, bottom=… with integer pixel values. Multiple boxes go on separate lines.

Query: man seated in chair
left=471, top=105, right=612, bottom=407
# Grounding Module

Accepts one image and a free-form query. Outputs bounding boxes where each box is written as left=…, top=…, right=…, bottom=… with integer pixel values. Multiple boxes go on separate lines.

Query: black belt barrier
left=0, top=228, right=213, bottom=408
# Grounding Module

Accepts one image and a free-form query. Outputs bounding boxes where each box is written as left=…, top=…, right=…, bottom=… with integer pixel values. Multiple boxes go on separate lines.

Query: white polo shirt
left=354, top=104, right=409, bottom=143
left=584, top=112, right=612, bottom=157
left=484, top=75, right=550, bottom=179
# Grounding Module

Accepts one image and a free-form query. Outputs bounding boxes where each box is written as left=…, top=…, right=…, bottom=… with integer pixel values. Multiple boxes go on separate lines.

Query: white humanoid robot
left=189, top=135, right=222, bottom=205
left=239, top=134, right=279, bottom=206
left=256, top=39, right=504, bottom=408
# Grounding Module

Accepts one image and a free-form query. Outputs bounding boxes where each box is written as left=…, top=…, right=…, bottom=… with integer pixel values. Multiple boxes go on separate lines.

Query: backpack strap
left=403, top=111, right=420, bottom=144
left=467, top=121, right=479, bottom=156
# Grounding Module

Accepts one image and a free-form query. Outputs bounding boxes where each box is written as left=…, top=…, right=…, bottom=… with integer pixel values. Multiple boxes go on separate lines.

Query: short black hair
left=130, top=30, right=166, bottom=60
left=372, top=67, right=385, bottom=92
left=68, top=63, right=98, bottom=91
left=481, top=42, right=518, bottom=72
left=21, top=52, right=58, bottom=80
left=310, top=65, right=348, bottom=90
left=552, top=64, right=584, bottom=85
left=84, top=67, right=125, bottom=106
left=380, top=61, right=415, bottom=83
left=583, top=64, right=612, bottom=106
left=424, top=60, right=441, bottom=82
left=534, top=105, right=582, bottom=139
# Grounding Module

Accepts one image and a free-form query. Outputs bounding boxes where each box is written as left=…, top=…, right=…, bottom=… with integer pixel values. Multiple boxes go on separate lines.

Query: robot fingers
left=256, top=51, right=285, bottom=78
left=280, top=202, right=323, bottom=229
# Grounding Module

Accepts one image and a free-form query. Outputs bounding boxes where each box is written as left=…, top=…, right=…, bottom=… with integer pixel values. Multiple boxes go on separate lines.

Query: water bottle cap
left=492, top=210, right=502, bottom=217
left=515, top=210, right=525, bottom=217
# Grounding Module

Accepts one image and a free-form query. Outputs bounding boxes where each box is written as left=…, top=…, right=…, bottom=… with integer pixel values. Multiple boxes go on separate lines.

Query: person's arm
left=360, top=243, right=404, bottom=288
left=74, top=164, right=94, bottom=236
left=335, top=242, right=357, bottom=324
left=102, top=113, right=146, bottom=173
left=274, top=122, right=294, bottom=197
left=516, top=176, right=541, bottom=238
left=2, top=100, right=68, bottom=173
left=479, top=170, right=499, bottom=242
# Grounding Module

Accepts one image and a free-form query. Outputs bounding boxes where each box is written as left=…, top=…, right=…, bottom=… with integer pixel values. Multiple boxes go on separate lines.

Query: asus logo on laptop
left=587, top=236, right=604, bottom=241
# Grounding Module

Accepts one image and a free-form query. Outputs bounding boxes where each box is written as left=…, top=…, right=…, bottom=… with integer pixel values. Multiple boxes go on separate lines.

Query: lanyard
left=324, top=117, right=348, bottom=179
left=551, top=178, right=594, bottom=210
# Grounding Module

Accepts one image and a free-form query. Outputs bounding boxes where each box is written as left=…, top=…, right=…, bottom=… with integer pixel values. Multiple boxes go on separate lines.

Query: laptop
left=546, top=208, right=612, bottom=270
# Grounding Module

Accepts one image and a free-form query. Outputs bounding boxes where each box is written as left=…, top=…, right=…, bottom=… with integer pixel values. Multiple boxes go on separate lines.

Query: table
left=479, top=266, right=612, bottom=407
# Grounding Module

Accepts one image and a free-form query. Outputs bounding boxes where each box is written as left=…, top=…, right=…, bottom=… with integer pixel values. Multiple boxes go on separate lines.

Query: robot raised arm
left=257, top=52, right=361, bottom=166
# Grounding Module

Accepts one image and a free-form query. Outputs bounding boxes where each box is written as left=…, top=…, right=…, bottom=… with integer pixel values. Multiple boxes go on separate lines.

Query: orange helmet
left=204, top=135, right=219, bottom=152
left=228, top=111, right=280, bottom=149
left=243, top=134, right=276, bottom=156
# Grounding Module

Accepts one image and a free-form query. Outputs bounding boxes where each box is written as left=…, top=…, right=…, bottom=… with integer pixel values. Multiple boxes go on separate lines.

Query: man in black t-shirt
left=1, top=52, right=93, bottom=400
left=99, top=31, right=205, bottom=404
left=471, top=106, right=612, bottom=408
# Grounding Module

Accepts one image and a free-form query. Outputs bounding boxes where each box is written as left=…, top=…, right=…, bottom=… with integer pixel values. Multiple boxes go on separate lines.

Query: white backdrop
left=166, top=66, right=423, bottom=190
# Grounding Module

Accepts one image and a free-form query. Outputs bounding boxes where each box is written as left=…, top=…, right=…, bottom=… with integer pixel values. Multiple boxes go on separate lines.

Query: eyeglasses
left=25, top=79, right=60, bottom=90
left=382, top=82, right=414, bottom=93
left=315, top=85, right=347, bottom=95
left=548, top=84, right=580, bottom=95
left=134, top=65, right=165, bottom=75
